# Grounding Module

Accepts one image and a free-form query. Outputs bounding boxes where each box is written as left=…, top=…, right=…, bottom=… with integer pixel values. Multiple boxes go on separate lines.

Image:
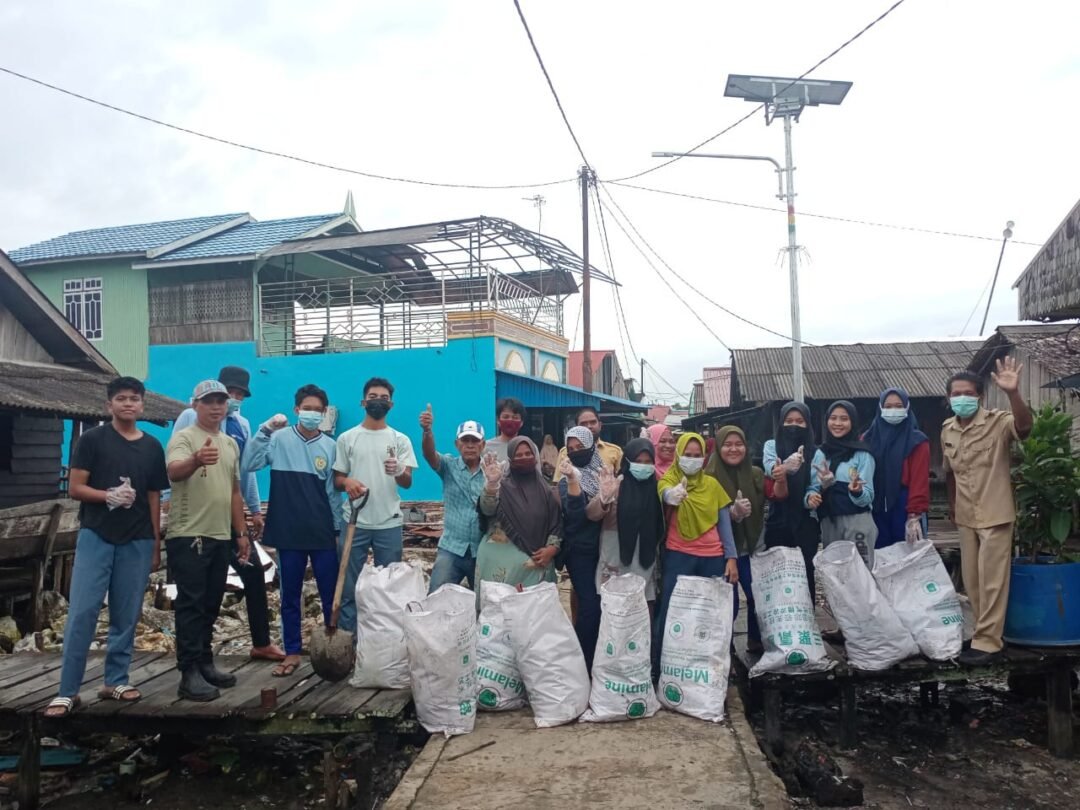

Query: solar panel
left=724, top=74, right=853, bottom=106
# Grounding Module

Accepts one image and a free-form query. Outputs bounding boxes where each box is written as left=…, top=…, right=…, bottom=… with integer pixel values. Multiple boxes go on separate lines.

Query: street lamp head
left=1004, top=221, right=1014, bottom=240
left=651, top=151, right=677, bottom=158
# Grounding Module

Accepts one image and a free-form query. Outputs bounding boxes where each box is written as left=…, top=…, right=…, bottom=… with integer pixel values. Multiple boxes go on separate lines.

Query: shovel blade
left=309, top=626, right=356, bottom=683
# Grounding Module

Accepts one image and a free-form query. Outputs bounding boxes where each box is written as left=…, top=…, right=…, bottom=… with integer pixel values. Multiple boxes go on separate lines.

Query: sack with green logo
left=581, top=574, right=659, bottom=723
left=404, top=584, right=478, bottom=737
left=872, top=539, right=963, bottom=661
left=475, top=582, right=528, bottom=711
left=749, top=547, right=835, bottom=677
left=657, top=575, right=733, bottom=722
left=815, top=541, right=919, bottom=670
left=505, top=582, right=590, bottom=728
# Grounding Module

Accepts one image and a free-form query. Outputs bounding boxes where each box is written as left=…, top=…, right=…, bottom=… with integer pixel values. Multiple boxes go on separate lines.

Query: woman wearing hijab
left=559, top=426, right=607, bottom=670
left=705, top=425, right=765, bottom=652
left=647, top=424, right=677, bottom=479
left=592, top=438, right=664, bottom=613
left=475, top=437, right=563, bottom=602
left=861, top=388, right=930, bottom=550
left=539, top=434, right=559, bottom=479
left=656, top=432, right=738, bottom=653
left=763, top=402, right=828, bottom=596
left=806, top=401, right=878, bottom=567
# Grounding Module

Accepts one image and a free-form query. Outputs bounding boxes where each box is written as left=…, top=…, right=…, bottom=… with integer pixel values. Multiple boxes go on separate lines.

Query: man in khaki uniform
left=166, top=380, right=251, bottom=701
left=942, top=357, right=1031, bottom=666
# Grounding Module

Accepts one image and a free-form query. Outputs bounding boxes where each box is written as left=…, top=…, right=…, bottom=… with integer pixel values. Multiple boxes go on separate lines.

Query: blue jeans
left=278, top=548, right=338, bottom=655
left=59, top=529, right=154, bottom=697
left=337, top=525, right=403, bottom=633
left=428, top=547, right=476, bottom=593
left=564, top=541, right=602, bottom=672
left=655, top=548, right=731, bottom=661
left=731, top=555, right=760, bottom=642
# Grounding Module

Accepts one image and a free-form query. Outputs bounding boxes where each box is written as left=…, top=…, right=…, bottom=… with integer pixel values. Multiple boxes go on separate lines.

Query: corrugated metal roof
left=495, top=371, right=646, bottom=412
left=732, top=339, right=986, bottom=402
left=0, top=361, right=185, bottom=423
left=970, top=324, right=1080, bottom=379
left=9, top=214, right=247, bottom=264
left=702, top=367, right=731, bottom=409
left=146, top=214, right=340, bottom=263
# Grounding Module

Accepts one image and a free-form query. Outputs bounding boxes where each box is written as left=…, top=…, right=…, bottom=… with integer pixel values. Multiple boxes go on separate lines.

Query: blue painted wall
left=537, top=349, right=566, bottom=382
left=143, top=337, right=498, bottom=501
left=496, top=338, right=534, bottom=374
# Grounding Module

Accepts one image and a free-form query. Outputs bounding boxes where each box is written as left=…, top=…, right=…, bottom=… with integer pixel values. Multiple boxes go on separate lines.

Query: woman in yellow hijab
left=655, top=432, right=739, bottom=647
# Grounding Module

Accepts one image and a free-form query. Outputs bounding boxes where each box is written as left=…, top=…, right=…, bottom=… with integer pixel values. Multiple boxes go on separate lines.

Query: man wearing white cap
left=419, top=405, right=487, bottom=593
left=166, top=380, right=251, bottom=701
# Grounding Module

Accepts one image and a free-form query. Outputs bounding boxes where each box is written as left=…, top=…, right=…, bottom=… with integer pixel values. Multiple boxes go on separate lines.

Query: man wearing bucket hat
left=419, top=406, right=487, bottom=592
left=173, top=366, right=284, bottom=663
left=166, top=380, right=251, bottom=701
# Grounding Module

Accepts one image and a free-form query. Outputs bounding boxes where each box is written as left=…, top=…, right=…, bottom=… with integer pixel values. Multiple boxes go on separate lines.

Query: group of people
left=46, top=355, right=1029, bottom=715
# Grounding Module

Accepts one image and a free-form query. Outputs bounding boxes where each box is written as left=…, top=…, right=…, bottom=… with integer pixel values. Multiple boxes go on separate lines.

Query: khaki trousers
left=957, top=522, right=1014, bottom=653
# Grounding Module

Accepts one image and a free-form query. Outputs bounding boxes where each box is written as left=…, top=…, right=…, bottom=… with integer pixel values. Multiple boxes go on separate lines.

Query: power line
left=0, top=64, right=574, bottom=191
left=611, top=0, right=909, bottom=183
left=959, top=272, right=997, bottom=336
left=607, top=181, right=1044, bottom=247
left=512, top=0, right=591, bottom=168
left=590, top=184, right=640, bottom=368
left=644, top=360, right=691, bottom=401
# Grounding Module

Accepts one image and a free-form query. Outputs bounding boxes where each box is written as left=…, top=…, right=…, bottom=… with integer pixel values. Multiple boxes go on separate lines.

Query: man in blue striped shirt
left=419, top=405, right=486, bottom=593
left=242, top=384, right=342, bottom=677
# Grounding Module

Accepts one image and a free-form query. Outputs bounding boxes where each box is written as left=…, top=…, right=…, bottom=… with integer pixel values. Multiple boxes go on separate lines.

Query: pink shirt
left=665, top=516, right=725, bottom=557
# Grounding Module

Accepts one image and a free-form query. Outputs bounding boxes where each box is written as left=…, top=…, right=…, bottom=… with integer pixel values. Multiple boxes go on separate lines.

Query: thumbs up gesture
left=782, top=445, right=805, bottom=473
left=195, top=436, right=219, bottom=467
left=730, top=489, right=753, bottom=521
left=664, top=477, right=689, bottom=506
left=419, top=403, right=433, bottom=431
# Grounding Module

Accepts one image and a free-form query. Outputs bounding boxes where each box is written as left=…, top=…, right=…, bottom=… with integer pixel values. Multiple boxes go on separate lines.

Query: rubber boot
left=178, top=666, right=220, bottom=702
left=199, top=660, right=237, bottom=688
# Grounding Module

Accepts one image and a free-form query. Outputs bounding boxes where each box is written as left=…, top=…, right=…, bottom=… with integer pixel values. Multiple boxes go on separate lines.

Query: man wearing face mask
left=332, top=377, right=417, bottom=634
left=552, top=407, right=624, bottom=483
left=941, top=358, right=1031, bottom=666
left=172, top=366, right=283, bottom=663
left=241, top=384, right=342, bottom=677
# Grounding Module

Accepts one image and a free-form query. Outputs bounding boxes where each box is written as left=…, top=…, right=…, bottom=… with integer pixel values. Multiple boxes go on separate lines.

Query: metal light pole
left=979, top=221, right=1015, bottom=336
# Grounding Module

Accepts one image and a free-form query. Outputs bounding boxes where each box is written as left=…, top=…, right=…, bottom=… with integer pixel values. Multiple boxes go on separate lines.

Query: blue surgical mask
left=298, top=410, right=323, bottom=430
left=950, top=395, right=979, bottom=418
left=629, top=462, right=654, bottom=481
left=881, top=407, right=908, bottom=425
left=226, top=398, right=241, bottom=415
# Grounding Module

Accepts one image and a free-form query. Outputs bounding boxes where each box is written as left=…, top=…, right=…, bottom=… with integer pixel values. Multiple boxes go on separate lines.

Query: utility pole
left=580, top=165, right=593, bottom=393
left=782, top=114, right=804, bottom=403
left=979, top=221, right=1015, bottom=336
left=640, top=357, right=645, bottom=402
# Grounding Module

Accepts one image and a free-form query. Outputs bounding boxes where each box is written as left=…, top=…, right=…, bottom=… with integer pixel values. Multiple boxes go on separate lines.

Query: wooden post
left=323, top=747, right=340, bottom=809
left=764, top=687, right=783, bottom=755
left=28, top=502, right=64, bottom=632
left=16, top=714, right=41, bottom=810
left=1047, top=662, right=1074, bottom=758
left=839, top=681, right=858, bottom=749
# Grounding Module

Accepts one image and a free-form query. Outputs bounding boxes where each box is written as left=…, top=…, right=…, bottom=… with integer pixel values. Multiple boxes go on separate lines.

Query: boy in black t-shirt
left=45, top=377, right=169, bottom=718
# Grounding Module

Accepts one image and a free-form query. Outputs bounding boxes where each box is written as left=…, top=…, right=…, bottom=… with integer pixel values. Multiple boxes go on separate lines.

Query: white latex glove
left=814, top=462, right=836, bottom=490
left=730, top=489, right=752, bottom=521
left=558, top=457, right=581, bottom=482
left=663, top=478, right=688, bottom=506
left=782, top=445, right=805, bottom=474
left=105, top=477, right=136, bottom=510
left=905, top=517, right=923, bottom=543
left=384, top=447, right=401, bottom=477
left=598, top=466, right=622, bottom=505
left=481, top=452, right=503, bottom=489
left=261, top=414, right=289, bottom=432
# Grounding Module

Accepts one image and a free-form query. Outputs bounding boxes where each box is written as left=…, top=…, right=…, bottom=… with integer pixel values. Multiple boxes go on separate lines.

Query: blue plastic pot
left=1003, top=557, right=1080, bottom=646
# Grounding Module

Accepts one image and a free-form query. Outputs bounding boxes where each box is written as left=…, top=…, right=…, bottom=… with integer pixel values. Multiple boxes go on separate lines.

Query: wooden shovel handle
left=329, top=494, right=367, bottom=630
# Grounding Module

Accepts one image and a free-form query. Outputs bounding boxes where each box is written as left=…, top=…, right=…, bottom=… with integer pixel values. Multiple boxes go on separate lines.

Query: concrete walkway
left=386, top=689, right=788, bottom=810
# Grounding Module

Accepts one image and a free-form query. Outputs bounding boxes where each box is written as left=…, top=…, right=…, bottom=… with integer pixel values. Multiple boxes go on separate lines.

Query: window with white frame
left=63, top=278, right=103, bottom=340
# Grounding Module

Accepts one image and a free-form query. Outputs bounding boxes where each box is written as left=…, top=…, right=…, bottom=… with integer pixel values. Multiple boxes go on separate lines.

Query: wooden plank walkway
left=0, top=653, right=414, bottom=809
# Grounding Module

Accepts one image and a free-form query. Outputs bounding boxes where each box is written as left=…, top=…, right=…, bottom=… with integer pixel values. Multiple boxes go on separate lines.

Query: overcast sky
left=2, top=1, right=1077, bottom=403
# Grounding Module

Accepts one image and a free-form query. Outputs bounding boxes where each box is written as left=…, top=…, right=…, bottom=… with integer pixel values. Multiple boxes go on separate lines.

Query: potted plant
left=1003, top=402, right=1080, bottom=645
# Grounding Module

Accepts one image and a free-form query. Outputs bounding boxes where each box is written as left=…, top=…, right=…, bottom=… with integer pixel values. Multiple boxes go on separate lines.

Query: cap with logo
left=456, top=421, right=485, bottom=440
left=192, top=379, right=229, bottom=401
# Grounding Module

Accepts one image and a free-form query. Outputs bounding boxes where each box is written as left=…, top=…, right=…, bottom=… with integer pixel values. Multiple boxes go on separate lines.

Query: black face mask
left=364, top=400, right=391, bottom=420
left=569, top=447, right=595, bottom=468
left=782, top=424, right=808, bottom=444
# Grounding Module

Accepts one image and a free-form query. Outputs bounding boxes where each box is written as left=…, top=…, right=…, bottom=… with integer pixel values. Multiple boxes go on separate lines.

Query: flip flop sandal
left=272, top=661, right=300, bottom=678
left=44, top=696, right=81, bottom=718
left=99, top=685, right=141, bottom=702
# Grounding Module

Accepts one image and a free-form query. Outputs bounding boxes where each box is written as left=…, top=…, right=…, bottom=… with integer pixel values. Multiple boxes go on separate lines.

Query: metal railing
left=257, top=268, right=563, bottom=356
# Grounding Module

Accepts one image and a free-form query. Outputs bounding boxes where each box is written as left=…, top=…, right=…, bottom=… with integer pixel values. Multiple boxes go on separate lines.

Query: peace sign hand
left=814, top=462, right=836, bottom=489
left=848, top=466, right=863, bottom=495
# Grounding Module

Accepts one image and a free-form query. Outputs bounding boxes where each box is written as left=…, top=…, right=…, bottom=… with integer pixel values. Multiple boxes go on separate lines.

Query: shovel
left=310, top=493, right=368, bottom=682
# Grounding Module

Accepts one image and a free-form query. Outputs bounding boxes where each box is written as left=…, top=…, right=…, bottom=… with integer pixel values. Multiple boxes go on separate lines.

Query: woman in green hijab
left=705, top=425, right=765, bottom=652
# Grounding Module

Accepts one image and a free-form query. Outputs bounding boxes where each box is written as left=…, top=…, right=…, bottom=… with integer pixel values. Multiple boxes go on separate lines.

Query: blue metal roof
left=146, top=214, right=341, bottom=263
left=495, top=370, right=647, bottom=412
left=9, top=213, right=247, bottom=264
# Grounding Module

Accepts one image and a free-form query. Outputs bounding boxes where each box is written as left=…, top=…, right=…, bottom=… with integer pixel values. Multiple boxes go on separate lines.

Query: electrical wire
left=607, top=181, right=1044, bottom=247
left=0, top=64, right=575, bottom=191
left=589, top=181, right=640, bottom=371
left=512, top=0, right=591, bottom=169
left=644, top=360, right=691, bottom=402
left=611, top=0, right=909, bottom=183
left=959, top=272, right=998, bottom=336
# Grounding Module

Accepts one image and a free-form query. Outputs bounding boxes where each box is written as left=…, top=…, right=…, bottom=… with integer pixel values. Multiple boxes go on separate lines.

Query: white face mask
left=678, top=456, right=704, bottom=476
left=881, top=407, right=908, bottom=425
